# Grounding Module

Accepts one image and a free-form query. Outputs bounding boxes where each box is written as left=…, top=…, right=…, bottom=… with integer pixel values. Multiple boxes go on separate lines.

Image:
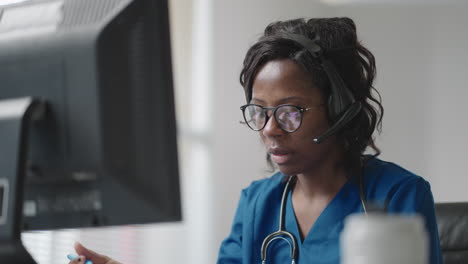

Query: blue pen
left=67, top=254, right=94, bottom=264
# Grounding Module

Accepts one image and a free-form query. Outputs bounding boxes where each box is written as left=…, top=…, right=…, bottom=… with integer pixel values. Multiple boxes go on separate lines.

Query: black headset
left=278, top=33, right=362, bottom=144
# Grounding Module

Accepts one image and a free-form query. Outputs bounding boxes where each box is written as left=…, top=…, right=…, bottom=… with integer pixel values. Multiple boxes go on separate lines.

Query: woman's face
left=251, top=59, right=337, bottom=176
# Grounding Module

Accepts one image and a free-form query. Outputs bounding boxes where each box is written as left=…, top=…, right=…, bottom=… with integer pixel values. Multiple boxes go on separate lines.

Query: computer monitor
left=0, top=0, right=181, bottom=262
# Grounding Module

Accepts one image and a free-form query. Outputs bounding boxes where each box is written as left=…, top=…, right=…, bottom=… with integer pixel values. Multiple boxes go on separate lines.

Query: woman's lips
left=269, top=148, right=292, bottom=165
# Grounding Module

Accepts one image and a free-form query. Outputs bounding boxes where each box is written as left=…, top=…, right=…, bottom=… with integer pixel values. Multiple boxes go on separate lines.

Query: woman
left=69, top=17, right=442, bottom=264
left=217, top=17, right=442, bottom=263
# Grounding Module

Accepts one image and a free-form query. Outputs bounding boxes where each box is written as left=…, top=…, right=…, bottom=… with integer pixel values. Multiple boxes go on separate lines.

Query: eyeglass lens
left=243, top=105, right=303, bottom=132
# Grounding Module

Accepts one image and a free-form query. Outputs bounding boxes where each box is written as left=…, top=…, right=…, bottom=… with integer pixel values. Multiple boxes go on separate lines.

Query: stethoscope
left=260, top=175, right=368, bottom=264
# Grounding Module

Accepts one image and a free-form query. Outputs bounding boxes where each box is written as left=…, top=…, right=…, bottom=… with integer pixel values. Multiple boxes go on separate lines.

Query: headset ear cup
left=313, top=101, right=362, bottom=144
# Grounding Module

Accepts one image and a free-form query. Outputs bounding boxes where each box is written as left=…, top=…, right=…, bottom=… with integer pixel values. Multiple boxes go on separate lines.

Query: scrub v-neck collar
left=285, top=178, right=362, bottom=244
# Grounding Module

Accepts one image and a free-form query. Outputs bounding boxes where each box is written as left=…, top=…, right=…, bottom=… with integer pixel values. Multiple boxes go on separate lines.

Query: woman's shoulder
left=364, top=156, right=426, bottom=184
left=363, top=156, right=432, bottom=203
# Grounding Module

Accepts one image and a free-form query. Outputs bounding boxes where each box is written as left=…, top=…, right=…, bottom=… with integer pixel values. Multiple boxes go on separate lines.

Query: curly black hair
left=240, top=17, right=383, bottom=176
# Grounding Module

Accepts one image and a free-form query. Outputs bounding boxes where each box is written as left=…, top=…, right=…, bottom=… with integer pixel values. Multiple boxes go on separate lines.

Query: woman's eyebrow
left=251, top=96, right=308, bottom=105
left=251, top=98, right=266, bottom=104
left=277, top=96, right=306, bottom=104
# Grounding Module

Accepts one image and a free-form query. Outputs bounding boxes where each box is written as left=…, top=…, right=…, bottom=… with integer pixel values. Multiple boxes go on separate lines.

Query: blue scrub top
left=217, top=157, right=442, bottom=264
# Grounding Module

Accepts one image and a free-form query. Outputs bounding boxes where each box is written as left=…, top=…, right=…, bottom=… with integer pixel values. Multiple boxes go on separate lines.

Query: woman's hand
left=68, top=242, right=122, bottom=264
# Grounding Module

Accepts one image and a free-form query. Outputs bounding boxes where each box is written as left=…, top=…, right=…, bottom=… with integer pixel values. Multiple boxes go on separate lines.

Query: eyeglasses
left=240, top=104, right=323, bottom=133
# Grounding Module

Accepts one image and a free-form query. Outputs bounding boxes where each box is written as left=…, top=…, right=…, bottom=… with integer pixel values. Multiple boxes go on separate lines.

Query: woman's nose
left=262, top=113, right=284, bottom=137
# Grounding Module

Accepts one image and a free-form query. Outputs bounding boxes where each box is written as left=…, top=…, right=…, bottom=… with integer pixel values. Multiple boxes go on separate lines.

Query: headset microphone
left=278, top=33, right=361, bottom=144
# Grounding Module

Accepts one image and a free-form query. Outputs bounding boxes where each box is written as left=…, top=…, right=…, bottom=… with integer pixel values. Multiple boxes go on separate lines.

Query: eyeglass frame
left=240, top=103, right=324, bottom=133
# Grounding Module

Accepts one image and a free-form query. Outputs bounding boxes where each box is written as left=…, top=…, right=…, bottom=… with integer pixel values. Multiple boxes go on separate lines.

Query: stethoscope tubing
left=260, top=175, right=298, bottom=263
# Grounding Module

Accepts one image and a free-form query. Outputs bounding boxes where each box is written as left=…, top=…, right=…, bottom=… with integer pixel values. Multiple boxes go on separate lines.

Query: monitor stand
left=0, top=97, right=45, bottom=264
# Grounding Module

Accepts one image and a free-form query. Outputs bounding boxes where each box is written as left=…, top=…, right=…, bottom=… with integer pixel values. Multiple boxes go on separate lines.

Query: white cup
left=340, top=213, right=428, bottom=264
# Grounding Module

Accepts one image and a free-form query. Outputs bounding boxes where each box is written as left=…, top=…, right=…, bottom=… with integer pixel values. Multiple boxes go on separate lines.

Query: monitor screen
left=0, top=0, right=181, bottom=233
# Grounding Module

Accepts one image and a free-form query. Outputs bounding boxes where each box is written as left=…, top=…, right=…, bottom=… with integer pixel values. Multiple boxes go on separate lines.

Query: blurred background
left=20, top=0, right=468, bottom=263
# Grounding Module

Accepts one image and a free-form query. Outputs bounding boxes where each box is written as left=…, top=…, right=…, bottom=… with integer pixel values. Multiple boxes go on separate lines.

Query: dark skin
left=68, top=242, right=120, bottom=264
left=252, top=59, right=348, bottom=240
left=69, top=59, right=349, bottom=262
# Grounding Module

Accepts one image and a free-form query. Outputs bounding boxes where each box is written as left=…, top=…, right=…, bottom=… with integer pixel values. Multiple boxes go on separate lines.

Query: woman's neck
left=294, top=156, right=348, bottom=200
